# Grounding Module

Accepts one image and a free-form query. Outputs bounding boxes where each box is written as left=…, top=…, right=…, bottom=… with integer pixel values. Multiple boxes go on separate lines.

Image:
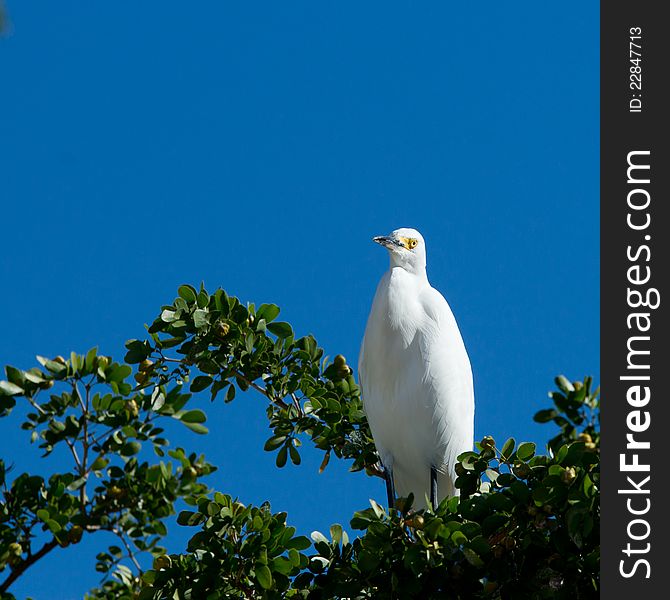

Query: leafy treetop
left=0, top=284, right=599, bottom=599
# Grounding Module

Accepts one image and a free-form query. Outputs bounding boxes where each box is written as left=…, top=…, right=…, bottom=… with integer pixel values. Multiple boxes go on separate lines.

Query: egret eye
left=408, top=238, right=418, bottom=250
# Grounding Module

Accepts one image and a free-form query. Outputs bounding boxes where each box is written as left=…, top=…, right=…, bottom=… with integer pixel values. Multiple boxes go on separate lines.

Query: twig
left=230, top=370, right=267, bottom=396
left=114, top=529, right=143, bottom=573
left=162, top=353, right=290, bottom=409
left=25, top=396, right=46, bottom=416
left=80, top=384, right=90, bottom=509
left=89, top=429, right=115, bottom=451
left=232, top=370, right=290, bottom=410
left=64, top=438, right=82, bottom=469
left=73, top=382, right=87, bottom=414
left=290, top=393, right=304, bottom=417
left=158, top=349, right=286, bottom=405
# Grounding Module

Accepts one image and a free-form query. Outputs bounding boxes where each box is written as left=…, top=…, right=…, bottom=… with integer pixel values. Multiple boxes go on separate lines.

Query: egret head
left=373, top=227, right=426, bottom=274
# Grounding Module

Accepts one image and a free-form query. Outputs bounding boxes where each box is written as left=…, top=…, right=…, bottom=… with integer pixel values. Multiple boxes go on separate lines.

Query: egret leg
left=430, top=466, right=438, bottom=510
left=384, top=465, right=396, bottom=509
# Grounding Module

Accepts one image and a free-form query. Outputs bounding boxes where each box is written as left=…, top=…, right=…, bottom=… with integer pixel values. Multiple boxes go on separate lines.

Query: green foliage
left=0, top=347, right=215, bottom=598
left=140, top=494, right=312, bottom=599
left=0, top=285, right=600, bottom=599
left=139, top=376, right=599, bottom=600
left=135, top=283, right=378, bottom=476
left=300, top=376, right=600, bottom=599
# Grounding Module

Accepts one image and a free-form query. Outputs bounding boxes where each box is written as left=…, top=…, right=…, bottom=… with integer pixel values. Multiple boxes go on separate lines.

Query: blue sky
left=0, top=2, right=599, bottom=597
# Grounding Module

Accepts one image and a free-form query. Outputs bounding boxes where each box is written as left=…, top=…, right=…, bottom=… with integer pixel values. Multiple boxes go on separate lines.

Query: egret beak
left=373, top=236, right=401, bottom=250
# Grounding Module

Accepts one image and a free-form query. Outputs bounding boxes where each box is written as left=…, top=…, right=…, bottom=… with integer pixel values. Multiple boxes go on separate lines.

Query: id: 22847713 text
left=629, top=27, right=643, bottom=113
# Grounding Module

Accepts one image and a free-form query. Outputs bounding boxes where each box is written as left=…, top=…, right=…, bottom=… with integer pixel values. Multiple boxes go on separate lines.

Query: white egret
left=358, top=228, right=474, bottom=510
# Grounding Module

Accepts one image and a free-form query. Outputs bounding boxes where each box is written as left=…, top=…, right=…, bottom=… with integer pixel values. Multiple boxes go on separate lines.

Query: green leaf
left=257, top=303, right=280, bottom=323
left=329, top=524, right=343, bottom=545
left=310, top=531, right=329, bottom=545
left=161, top=309, right=177, bottom=323
left=36, top=509, right=50, bottom=522
left=555, top=375, right=574, bottom=393
left=276, top=445, right=288, bottom=468
left=481, top=513, right=509, bottom=535
left=516, top=442, right=536, bottom=461
left=182, top=422, right=209, bottom=434
left=5, top=365, right=25, bottom=386
left=462, top=547, right=484, bottom=567
left=23, top=371, right=46, bottom=384
left=197, top=290, right=209, bottom=309
left=177, top=510, right=202, bottom=526
left=90, top=456, right=109, bottom=471
left=264, top=435, right=287, bottom=451
left=178, top=284, right=198, bottom=304
left=121, top=441, right=141, bottom=456
left=485, top=468, right=499, bottom=482
left=151, top=388, right=165, bottom=411
left=451, top=530, right=468, bottom=545
left=67, top=476, right=87, bottom=491
left=255, top=564, right=273, bottom=590
left=562, top=441, right=586, bottom=466
left=0, top=380, right=23, bottom=395
left=272, top=556, right=294, bottom=575
left=469, top=536, right=491, bottom=557
left=36, top=356, right=67, bottom=374
left=286, top=536, right=311, bottom=551
left=458, top=450, right=478, bottom=463
left=566, top=507, right=589, bottom=548
left=369, top=499, right=385, bottom=519
left=267, top=321, right=293, bottom=339
left=288, top=548, right=301, bottom=567
left=190, top=376, right=213, bottom=393
left=141, top=569, right=157, bottom=585
left=180, top=409, right=207, bottom=424
left=199, top=359, right=220, bottom=375
left=124, top=340, right=151, bottom=364
left=193, top=309, right=208, bottom=329
left=159, top=336, right=183, bottom=349
left=50, top=420, right=66, bottom=432
left=46, top=519, right=61, bottom=533
left=85, top=347, right=98, bottom=371
left=534, top=409, right=558, bottom=423
left=496, top=473, right=516, bottom=486
left=500, top=438, right=515, bottom=460
left=108, top=365, right=132, bottom=383
left=350, top=512, right=371, bottom=530
left=289, top=444, right=301, bottom=465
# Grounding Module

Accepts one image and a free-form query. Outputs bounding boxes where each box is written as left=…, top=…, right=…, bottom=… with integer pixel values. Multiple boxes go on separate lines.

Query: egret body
left=358, top=228, right=474, bottom=510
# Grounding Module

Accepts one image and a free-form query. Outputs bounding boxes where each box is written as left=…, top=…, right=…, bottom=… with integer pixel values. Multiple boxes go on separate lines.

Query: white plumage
left=358, top=228, right=474, bottom=510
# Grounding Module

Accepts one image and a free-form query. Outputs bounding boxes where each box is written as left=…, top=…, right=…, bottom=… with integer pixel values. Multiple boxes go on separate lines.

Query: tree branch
left=64, top=438, right=82, bottom=469
left=26, top=395, right=46, bottom=416
left=114, top=529, right=142, bottom=574
left=231, top=370, right=290, bottom=410
left=290, top=392, right=304, bottom=417
left=158, top=352, right=292, bottom=411
left=80, top=384, right=90, bottom=509
left=0, top=538, right=59, bottom=594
